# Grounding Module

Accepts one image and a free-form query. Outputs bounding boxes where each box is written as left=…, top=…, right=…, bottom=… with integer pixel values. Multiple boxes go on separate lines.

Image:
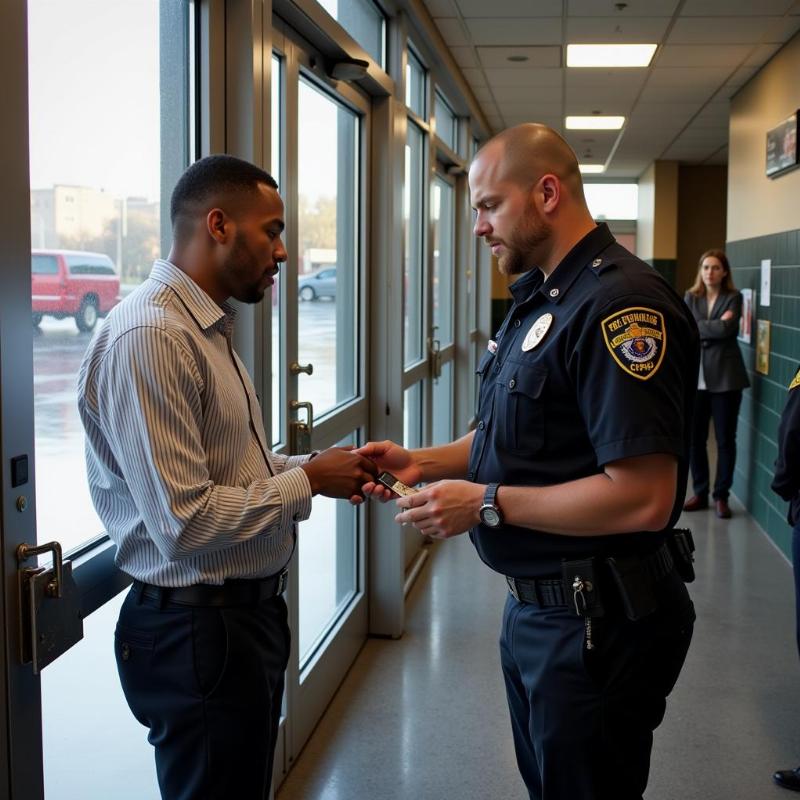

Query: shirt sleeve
left=93, top=326, right=312, bottom=562
left=571, top=296, right=692, bottom=467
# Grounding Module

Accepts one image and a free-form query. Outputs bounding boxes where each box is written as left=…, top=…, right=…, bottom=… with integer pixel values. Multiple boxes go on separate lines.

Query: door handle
left=290, top=361, right=314, bottom=376
left=289, top=400, right=314, bottom=454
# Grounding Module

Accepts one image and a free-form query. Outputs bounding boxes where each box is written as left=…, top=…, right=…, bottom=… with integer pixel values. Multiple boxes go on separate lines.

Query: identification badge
left=601, top=306, right=666, bottom=381
left=790, top=368, right=800, bottom=390
left=522, top=313, right=553, bottom=352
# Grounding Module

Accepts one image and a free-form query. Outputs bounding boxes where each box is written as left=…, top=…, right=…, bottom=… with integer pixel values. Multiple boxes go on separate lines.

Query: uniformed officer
left=771, top=364, right=800, bottom=792
left=359, top=123, right=699, bottom=800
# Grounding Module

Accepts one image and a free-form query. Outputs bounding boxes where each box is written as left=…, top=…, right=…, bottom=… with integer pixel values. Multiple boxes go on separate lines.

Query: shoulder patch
left=601, top=306, right=666, bottom=381
left=790, top=368, right=800, bottom=391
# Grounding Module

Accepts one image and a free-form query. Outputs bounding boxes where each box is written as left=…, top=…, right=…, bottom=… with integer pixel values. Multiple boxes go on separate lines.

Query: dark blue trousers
left=690, top=389, right=743, bottom=501
left=500, top=573, right=694, bottom=800
left=114, top=586, right=290, bottom=800
left=793, top=524, right=800, bottom=658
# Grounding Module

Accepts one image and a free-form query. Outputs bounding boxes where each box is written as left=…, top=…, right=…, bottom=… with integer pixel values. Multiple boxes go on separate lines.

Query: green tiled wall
left=728, top=230, right=800, bottom=558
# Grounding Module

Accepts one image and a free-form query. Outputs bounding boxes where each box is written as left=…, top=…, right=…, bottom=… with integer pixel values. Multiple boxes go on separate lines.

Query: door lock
left=289, top=400, right=314, bottom=455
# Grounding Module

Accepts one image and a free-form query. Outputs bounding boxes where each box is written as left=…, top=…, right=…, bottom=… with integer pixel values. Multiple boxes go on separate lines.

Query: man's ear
left=538, top=174, right=560, bottom=213
left=206, top=208, right=231, bottom=244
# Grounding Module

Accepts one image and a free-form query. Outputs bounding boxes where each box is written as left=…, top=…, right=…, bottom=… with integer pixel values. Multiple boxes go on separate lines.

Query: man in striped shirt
left=78, top=155, right=376, bottom=800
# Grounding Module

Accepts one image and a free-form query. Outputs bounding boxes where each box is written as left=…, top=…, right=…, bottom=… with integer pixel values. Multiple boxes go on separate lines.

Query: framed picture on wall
left=766, top=111, right=799, bottom=177
left=738, top=288, right=755, bottom=344
left=756, top=319, right=771, bottom=375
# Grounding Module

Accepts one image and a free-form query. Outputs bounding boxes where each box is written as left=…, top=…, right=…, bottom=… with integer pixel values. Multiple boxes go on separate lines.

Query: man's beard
left=227, top=231, right=266, bottom=304
left=497, top=207, right=552, bottom=276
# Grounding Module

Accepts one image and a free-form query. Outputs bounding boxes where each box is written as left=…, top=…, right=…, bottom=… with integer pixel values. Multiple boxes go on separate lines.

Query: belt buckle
left=506, top=576, right=520, bottom=602
left=277, top=570, right=288, bottom=596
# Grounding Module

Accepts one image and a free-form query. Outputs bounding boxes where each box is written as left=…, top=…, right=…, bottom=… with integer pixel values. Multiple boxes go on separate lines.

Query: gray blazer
left=683, top=290, right=750, bottom=393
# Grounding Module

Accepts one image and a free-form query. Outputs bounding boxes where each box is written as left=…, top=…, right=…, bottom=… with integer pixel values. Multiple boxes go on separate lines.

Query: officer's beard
left=497, top=205, right=553, bottom=276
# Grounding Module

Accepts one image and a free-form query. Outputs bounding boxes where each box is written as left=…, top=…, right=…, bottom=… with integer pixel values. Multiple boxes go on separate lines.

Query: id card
left=377, top=471, right=419, bottom=497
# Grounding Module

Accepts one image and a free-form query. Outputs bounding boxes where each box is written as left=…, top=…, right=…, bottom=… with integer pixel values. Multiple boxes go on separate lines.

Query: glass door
left=1, top=1, right=194, bottom=798
left=270, top=26, right=371, bottom=767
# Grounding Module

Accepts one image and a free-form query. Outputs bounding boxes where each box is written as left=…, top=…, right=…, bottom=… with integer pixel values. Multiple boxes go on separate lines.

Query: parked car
left=31, top=249, right=121, bottom=332
left=298, top=266, right=336, bottom=301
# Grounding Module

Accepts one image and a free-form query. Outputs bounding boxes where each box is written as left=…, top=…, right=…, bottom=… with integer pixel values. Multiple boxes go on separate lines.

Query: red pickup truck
left=31, top=249, right=121, bottom=332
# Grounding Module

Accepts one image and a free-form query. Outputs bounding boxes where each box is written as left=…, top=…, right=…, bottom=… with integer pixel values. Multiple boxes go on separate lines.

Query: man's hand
left=394, top=479, right=484, bottom=538
left=301, top=447, right=378, bottom=505
left=355, top=440, right=423, bottom=502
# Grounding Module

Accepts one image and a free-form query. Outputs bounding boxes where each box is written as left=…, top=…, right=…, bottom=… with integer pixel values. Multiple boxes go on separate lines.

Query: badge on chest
left=522, top=313, right=553, bottom=352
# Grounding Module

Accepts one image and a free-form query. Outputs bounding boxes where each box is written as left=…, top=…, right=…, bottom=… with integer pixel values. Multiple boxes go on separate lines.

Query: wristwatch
left=479, top=483, right=503, bottom=528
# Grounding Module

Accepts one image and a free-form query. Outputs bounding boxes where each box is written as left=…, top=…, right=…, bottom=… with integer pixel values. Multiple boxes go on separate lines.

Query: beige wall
left=636, top=160, right=679, bottom=262
left=729, top=31, right=800, bottom=241
left=676, top=165, right=728, bottom=293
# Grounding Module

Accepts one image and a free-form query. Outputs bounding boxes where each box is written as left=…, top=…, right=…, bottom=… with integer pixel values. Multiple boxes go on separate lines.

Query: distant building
left=30, top=185, right=119, bottom=249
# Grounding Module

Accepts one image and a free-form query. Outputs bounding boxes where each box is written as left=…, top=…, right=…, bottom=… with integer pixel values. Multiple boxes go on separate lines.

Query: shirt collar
left=149, top=259, right=236, bottom=333
left=508, top=223, right=615, bottom=306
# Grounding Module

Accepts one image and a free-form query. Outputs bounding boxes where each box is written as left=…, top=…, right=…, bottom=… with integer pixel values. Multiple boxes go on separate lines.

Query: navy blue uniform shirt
left=468, top=223, right=700, bottom=578
left=772, top=364, right=800, bottom=526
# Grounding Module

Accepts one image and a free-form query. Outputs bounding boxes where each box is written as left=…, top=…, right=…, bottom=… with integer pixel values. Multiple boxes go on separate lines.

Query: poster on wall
left=766, top=111, right=799, bottom=177
left=738, top=288, right=755, bottom=344
left=756, top=319, right=771, bottom=375
left=760, top=259, right=771, bottom=306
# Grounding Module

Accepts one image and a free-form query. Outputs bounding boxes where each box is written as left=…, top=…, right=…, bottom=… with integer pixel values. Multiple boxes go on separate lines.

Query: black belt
left=505, top=542, right=674, bottom=606
left=133, top=570, right=288, bottom=608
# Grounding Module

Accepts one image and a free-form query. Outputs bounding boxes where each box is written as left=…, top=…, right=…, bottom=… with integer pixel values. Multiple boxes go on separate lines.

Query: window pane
left=405, top=48, right=426, bottom=118
left=299, top=430, right=360, bottom=665
left=403, top=381, right=424, bottom=450
left=316, top=0, right=384, bottom=67
left=28, top=0, right=191, bottom=553
left=435, top=92, right=458, bottom=153
left=271, top=54, right=283, bottom=447
left=297, top=79, right=360, bottom=417
left=584, top=183, right=638, bottom=220
left=432, top=176, right=455, bottom=345
left=404, top=122, right=425, bottom=366
left=432, top=360, right=453, bottom=446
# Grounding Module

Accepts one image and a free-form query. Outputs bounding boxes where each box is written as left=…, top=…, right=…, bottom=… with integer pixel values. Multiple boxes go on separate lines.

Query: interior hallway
left=278, top=499, right=798, bottom=800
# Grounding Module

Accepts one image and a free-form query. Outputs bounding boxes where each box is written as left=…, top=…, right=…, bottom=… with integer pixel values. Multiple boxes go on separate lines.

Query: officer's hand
left=355, top=440, right=423, bottom=502
left=301, top=447, right=378, bottom=505
left=394, top=480, right=484, bottom=538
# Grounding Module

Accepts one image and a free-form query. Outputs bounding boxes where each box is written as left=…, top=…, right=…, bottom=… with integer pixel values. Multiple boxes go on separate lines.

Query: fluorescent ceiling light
left=567, top=44, right=657, bottom=68
left=579, top=164, right=605, bottom=174
left=566, top=115, right=625, bottom=130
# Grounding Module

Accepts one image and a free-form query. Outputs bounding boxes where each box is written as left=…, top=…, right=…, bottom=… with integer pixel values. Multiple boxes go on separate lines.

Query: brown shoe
left=715, top=499, right=732, bottom=519
left=683, top=495, right=708, bottom=511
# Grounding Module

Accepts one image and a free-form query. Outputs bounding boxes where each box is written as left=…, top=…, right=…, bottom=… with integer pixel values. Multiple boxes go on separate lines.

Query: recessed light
left=567, top=44, right=657, bottom=68
left=507, top=55, right=529, bottom=63
left=579, top=164, right=606, bottom=174
left=566, top=115, right=625, bottom=130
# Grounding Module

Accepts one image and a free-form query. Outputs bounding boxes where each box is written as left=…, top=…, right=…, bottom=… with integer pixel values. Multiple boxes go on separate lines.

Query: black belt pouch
left=606, top=555, right=657, bottom=621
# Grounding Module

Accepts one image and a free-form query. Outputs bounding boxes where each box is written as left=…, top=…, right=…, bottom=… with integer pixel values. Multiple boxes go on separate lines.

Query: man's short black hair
left=170, top=154, right=278, bottom=239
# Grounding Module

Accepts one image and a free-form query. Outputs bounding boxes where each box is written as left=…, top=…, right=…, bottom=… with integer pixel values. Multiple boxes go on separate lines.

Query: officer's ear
left=536, top=173, right=560, bottom=214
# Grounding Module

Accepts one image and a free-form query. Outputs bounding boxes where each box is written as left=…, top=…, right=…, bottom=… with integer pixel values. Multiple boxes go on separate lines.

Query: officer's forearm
left=496, top=453, right=677, bottom=536
left=413, top=431, right=474, bottom=483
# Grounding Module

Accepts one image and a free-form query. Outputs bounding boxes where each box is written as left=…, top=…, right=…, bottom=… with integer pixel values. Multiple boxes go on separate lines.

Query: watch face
left=481, top=506, right=501, bottom=527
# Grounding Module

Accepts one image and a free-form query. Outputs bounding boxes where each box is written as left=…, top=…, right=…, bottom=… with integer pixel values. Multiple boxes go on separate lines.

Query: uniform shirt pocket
left=495, top=361, right=548, bottom=455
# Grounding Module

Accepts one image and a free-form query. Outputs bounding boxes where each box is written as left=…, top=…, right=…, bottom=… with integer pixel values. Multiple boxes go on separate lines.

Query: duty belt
left=505, top=542, right=674, bottom=606
left=134, top=570, right=288, bottom=608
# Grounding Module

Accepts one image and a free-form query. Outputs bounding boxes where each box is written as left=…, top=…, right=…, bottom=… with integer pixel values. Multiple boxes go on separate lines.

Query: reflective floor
left=278, top=499, right=799, bottom=800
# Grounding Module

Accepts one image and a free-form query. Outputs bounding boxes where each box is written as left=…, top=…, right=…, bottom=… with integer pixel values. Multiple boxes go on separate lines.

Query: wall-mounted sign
left=766, top=111, right=799, bottom=178
left=738, top=288, right=754, bottom=344
left=760, top=259, right=771, bottom=306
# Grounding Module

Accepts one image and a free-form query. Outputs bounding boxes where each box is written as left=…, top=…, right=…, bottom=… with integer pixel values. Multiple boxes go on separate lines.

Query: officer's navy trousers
left=114, top=586, right=290, bottom=800
left=500, top=572, right=694, bottom=800
left=793, top=522, right=800, bottom=657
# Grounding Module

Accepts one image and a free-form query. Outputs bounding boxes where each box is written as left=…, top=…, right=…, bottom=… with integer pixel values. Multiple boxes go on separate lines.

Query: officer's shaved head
left=473, top=123, right=587, bottom=206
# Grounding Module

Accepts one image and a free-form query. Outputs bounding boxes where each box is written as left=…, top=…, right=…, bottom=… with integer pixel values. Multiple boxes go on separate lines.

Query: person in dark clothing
left=772, top=364, right=800, bottom=792
left=682, top=249, right=749, bottom=519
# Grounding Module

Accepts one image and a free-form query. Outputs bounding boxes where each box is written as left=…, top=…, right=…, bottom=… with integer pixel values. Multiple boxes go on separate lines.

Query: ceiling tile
left=472, top=86, right=495, bottom=103
left=449, top=46, right=480, bottom=68
left=638, top=84, right=717, bottom=104
left=704, top=145, right=729, bottom=164
left=565, top=70, right=649, bottom=90
left=465, top=18, right=563, bottom=46
left=565, top=16, right=671, bottom=41
left=460, top=67, right=488, bottom=87
left=656, top=43, right=752, bottom=67
left=725, top=64, right=759, bottom=87
left=434, top=18, right=471, bottom=46
left=744, top=42, right=783, bottom=66
left=568, top=0, right=680, bottom=15
left=496, top=101, right=563, bottom=117
left=476, top=46, right=561, bottom=68
left=424, top=0, right=459, bottom=15
left=668, top=16, right=784, bottom=44
left=632, top=101, right=703, bottom=120
left=455, top=0, right=562, bottom=16
left=567, top=86, right=642, bottom=104
left=647, top=66, right=732, bottom=86
left=564, top=95, right=635, bottom=115
left=681, top=0, right=795, bottom=15
left=483, top=68, right=563, bottom=87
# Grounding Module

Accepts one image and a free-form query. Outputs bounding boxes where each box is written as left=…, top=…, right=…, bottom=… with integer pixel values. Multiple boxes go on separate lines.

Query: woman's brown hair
left=687, top=249, right=737, bottom=296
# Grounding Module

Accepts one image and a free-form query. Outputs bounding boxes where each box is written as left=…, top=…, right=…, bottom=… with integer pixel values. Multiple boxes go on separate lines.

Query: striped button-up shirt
left=77, top=259, right=311, bottom=586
